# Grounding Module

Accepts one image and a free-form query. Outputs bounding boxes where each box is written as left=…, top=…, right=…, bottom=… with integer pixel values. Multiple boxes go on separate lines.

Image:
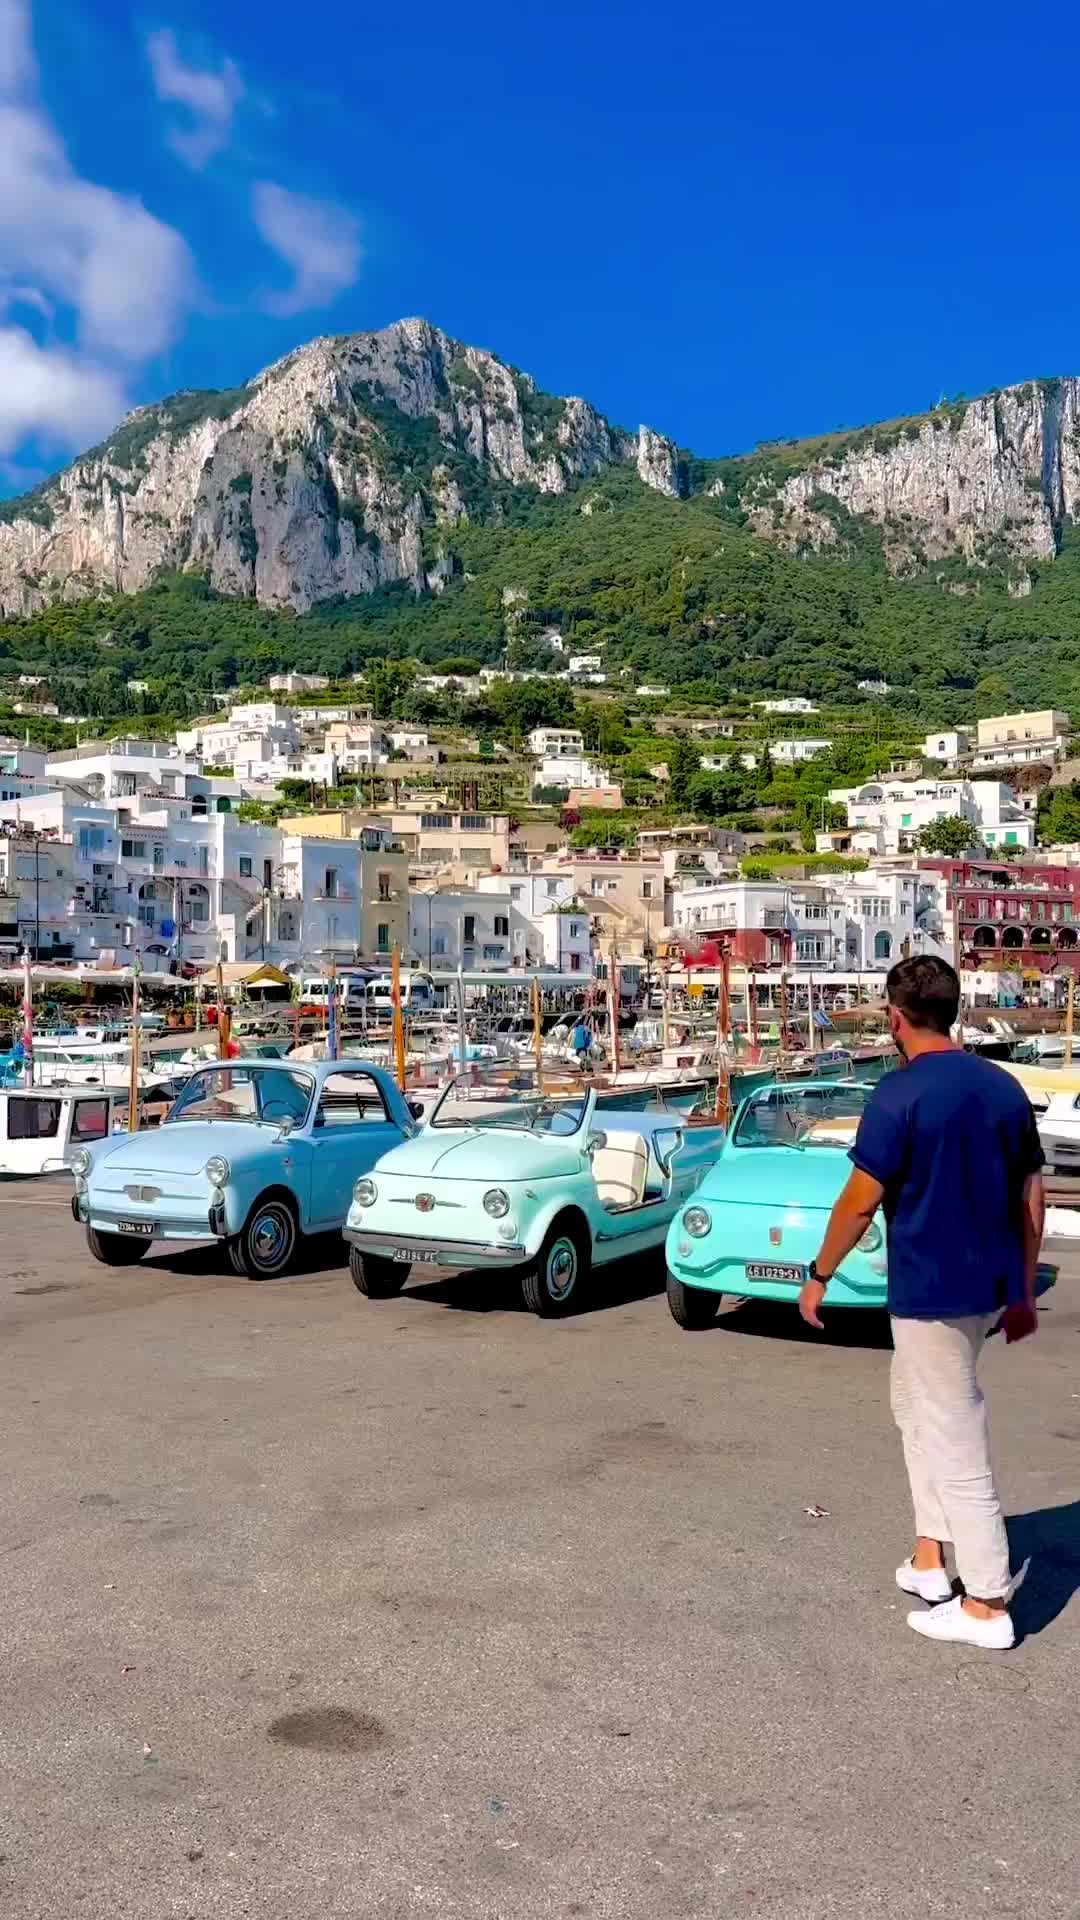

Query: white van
left=300, top=975, right=370, bottom=1013
left=364, top=970, right=436, bottom=1014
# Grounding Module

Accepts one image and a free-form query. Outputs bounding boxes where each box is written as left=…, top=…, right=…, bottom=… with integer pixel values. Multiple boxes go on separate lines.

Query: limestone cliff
left=0, top=319, right=676, bottom=616
left=716, top=378, right=1080, bottom=580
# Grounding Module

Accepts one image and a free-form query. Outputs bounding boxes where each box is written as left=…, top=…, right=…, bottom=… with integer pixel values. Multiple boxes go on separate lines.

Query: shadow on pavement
left=145, top=1232, right=348, bottom=1282
left=1008, top=1499, right=1080, bottom=1641
left=704, top=1298, right=894, bottom=1351
left=403, top=1253, right=666, bottom=1318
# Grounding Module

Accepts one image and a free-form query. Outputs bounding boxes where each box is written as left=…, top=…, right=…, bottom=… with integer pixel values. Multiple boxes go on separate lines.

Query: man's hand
left=1001, top=1301, right=1038, bottom=1344
left=799, top=1277, right=827, bottom=1330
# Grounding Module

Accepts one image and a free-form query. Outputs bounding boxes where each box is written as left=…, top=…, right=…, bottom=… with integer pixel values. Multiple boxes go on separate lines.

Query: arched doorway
left=972, top=925, right=997, bottom=949
left=873, top=931, right=892, bottom=962
left=1001, top=926, right=1024, bottom=950
left=1057, top=926, right=1077, bottom=950
left=1030, top=926, right=1052, bottom=950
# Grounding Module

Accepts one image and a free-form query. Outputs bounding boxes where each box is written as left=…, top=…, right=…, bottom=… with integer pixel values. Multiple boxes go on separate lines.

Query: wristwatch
left=808, top=1259, right=832, bottom=1285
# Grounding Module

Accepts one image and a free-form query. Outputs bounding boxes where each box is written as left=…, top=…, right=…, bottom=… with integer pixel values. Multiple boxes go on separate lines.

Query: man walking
left=570, top=1014, right=594, bottom=1075
left=799, top=955, right=1045, bottom=1650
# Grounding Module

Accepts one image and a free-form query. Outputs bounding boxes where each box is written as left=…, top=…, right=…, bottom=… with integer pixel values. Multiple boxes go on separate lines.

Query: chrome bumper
left=79, top=1198, right=223, bottom=1243
left=343, top=1227, right=527, bottom=1268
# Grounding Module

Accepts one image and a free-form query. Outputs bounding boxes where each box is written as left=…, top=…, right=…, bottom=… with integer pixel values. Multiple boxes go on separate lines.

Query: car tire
left=87, top=1227, right=151, bottom=1266
left=521, top=1218, right=590, bottom=1317
left=666, top=1271, right=721, bottom=1330
left=228, top=1195, right=298, bottom=1281
left=349, top=1247, right=407, bottom=1297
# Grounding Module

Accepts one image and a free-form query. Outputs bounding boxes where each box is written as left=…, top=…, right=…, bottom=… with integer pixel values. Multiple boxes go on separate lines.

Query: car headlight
left=205, top=1155, right=231, bottom=1188
left=483, top=1188, right=510, bottom=1219
left=859, top=1222, right=883, bottom=1252
left=683, top=1205, right=712, bottom=1238
left=353, top=1177, right=377, bottom=1207
left=74, top=1173, right=87, bottom=1195
left=70, top=1147, right=91, bottom=1177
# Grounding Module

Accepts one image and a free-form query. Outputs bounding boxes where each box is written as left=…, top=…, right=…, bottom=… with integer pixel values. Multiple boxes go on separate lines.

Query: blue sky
left=1, top=0, right=1075, bottom=492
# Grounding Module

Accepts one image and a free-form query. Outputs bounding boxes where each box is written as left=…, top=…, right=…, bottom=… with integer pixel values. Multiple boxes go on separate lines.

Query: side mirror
left=586, top=1130, right=607, bottom=1156
left=408, top=1099, right=426, bottom=1121
left=275, top=1116, right=297, bottom=1141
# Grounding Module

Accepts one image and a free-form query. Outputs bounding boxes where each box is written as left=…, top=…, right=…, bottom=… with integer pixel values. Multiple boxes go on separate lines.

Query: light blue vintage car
left=71, top=1059, right=419, bottom=1279
left=665, top=1081, right=887, bottom=1327
left=344, top=1067, right=725, bottom=1316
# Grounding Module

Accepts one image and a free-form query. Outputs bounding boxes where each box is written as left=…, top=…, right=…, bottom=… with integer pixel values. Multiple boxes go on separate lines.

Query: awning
left=194, top=962, right=292, bottom=990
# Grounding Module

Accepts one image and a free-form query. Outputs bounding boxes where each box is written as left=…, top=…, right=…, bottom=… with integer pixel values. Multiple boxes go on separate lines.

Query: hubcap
left=252, top=1209, right=289, bottom=1267
left=546, top=1239, right=577, bottom=1302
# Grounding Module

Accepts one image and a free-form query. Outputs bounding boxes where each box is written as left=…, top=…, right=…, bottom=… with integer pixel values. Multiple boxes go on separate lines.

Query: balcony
left=313, top=889, right=354, bottom=903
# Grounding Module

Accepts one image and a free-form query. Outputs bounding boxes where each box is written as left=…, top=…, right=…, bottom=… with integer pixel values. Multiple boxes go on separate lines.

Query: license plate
left=745, top=1261, right=805, bottom=1283
left=393, top=1245, right=429, bottom=1262
left=118, top=1220, right=156, bottom=1237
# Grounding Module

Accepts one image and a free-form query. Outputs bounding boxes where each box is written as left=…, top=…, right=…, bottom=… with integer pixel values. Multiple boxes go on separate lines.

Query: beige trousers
left=889, top=1313, right=1011, bottom=1601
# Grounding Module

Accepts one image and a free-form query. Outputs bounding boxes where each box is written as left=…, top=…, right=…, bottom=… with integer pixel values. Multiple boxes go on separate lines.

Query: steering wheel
left=261, top=1098, right=299, bottom=1123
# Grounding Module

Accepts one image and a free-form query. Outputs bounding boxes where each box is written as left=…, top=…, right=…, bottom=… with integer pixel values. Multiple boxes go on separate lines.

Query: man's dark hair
left=885, top=955, right=960, bottom=1035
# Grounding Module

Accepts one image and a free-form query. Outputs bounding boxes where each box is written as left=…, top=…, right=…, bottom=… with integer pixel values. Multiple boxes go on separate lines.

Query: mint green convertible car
left=344, top=1067, right=724, bottom=1316
left=665, top=1082, right=887, bottom=1327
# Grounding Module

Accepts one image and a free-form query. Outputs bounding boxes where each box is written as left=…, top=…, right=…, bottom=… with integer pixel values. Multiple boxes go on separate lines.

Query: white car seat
left=591, top=1134, right=650, bottom=1212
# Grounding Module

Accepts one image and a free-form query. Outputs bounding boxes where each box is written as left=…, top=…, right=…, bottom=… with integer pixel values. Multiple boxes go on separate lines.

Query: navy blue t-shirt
left=849, top=1050, right=1044, bottom=1319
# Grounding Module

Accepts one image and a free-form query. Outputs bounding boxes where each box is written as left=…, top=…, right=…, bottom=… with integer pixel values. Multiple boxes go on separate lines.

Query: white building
left=324, top=721, right=389, bottom=772
left=756, top=697, right=819, bottom=715
left=528, top=726, right=585, bottom=759
left=567, top=653, right=603, bottom=675
left=636, top=684, right=670, bottom=698
left=857, top=679, right=892, bottom=695
left=824, top=775, right=1034, bottom=856
left=389, top=728, right=429, bottom=752
left=268, top=672, right=329, bottom=693
left=771, top=738, right=833, bottom=764
left=923, top=728, right=973, bottom=763
left=533, top=754, right=611, bottom=793
left=477, top=871, right=592, bottom=974
left=177, top=702, right=301, bottom=771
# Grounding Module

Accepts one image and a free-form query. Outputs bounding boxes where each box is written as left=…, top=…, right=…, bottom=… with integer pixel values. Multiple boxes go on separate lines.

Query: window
left=376, top=922, right=390, bottom=951
left=510, top=885, right=523, bottom=902
left=198, top=847, right=209, bottom=877
left=324, top=867, right=338, bottom=898
left=570, top=952, right=581, bottom=972
left=591, top=875, right=604, bottom=892
left=460, top=848, right=488, bottom=866
left=377, top=872, right=392, bottom=901
left=547, top=879, right=560, bottom=896
left=432, top=934, right=448, bottom=956
left=153, top=844, right=165, bottom=872
left=316, top=1071, right=392, bottom=1129
left=901, top=813, right=912, bottom=827
left=7, top=1097, right=60, bottom=1139
left=460, top=814, right=490, bottom=831
left=1006, top=832, right=1019, bottom=846
left=641, top=879, right=654, bottom=899
left=568, top=922, right=582, bottom=938
left=238, top=856, right=253, bottom=877
left=327, top=915, right=338, bottom=942
left=420, top=812, right=451, bottom=831
left=189, top=894, right=209, bottom=923
left=493, top=915, right=509, bottom=937
left=138, top=903, right=155, bottom=927
left=121, top=839, right=146, bottom=860
left=72, top=1098, right=109, bottom=1141
left=874, top=931, right=892, bottom=960
left=419, top=847, right=445, bottom=863
left=77, top=826, right=106, bottom=855
left=463, top=914, right=476, bottom=944
left=482, top=944, right=504, bottom=960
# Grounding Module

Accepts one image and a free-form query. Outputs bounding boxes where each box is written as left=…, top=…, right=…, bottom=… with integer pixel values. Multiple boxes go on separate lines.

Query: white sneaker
left=907, top=1595, right=1015, bottom=1650
left=896, top=1559, right=953, bottom=1605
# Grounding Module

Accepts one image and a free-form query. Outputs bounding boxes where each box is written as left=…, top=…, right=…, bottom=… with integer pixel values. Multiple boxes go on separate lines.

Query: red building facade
left=925, top=858, right=1080, bottom=975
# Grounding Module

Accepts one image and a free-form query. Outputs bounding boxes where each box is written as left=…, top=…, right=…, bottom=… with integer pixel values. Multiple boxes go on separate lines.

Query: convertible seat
left=592, top=1134, right=650, bottom=1212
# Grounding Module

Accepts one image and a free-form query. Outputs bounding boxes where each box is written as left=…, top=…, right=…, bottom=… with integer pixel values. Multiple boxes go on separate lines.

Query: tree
left=1038, top=784, right=1080, bottom=845
left=919, top=815, right=981, bottom=857
left=667, top=737, right=701, bottom=806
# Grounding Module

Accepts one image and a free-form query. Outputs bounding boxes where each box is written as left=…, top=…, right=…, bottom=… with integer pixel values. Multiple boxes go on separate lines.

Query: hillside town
left=0, top=693, right=1077, bottom=1001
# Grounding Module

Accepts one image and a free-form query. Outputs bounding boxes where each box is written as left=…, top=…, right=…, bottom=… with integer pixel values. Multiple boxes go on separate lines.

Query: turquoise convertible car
left=665, top=1081, right=887, bottom=1327
left=665, top=1079, right=1057, bottom=1330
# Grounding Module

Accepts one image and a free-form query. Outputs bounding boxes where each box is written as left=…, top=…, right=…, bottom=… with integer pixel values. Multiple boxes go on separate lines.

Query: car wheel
left=349, top=1247, right=407, bottom=1297
left=229, top=1195, right=297, bottom=1280
left=666, top=1271, right=721, bottom=1330
left=87, top=1227, right=151, bottom=1266
left=521, top=1219, right=590, bottom=1317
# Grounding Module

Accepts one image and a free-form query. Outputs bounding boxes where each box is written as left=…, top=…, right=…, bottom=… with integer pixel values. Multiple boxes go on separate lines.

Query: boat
left=0, top=1085, right=124, bottom=1176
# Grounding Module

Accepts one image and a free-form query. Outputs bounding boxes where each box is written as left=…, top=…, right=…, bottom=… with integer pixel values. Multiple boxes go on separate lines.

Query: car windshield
left=167, top=1065, right=315, bottom=1128
left=733, top=1082, right=870, bottom=1150
left=430, top=1066, right=590, bottom=1137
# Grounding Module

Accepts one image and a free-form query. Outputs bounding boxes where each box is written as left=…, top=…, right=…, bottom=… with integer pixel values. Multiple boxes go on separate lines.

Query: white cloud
left=0, top=0, right=194, bottom=456
left=0, top=324, right=126, bottom=451
left=252, top=180, right=361, bottom=316
left=146, top=27, right=244, bottom=170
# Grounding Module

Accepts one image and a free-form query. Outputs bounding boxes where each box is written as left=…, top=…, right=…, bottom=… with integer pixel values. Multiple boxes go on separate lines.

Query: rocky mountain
left=709, top=377, right=1080, bottom=590
left=0, top=318, right=679, bottom=617
left=2, top=328, right=1079, bottom=621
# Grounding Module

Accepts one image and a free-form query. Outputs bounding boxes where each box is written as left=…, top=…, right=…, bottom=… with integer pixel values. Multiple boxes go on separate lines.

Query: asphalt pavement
left=1, top=1185, right=1079, bottom=1919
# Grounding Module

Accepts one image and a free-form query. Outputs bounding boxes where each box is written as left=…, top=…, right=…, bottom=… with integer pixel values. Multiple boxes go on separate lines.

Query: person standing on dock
left=800, top=955, right=1045, bottom=1651
left=571, top=1015, right=594, bottom=1075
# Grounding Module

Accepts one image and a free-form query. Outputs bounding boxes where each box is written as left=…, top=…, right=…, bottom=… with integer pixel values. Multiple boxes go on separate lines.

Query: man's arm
left=1001, top=1170, right=1045, bottom=1344
left=799, top=1167, right=885, bottom=1329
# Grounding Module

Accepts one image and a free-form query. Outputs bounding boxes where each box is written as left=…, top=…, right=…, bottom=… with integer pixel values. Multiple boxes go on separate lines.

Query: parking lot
left=2, top=1184, right=1079, bottom=1920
